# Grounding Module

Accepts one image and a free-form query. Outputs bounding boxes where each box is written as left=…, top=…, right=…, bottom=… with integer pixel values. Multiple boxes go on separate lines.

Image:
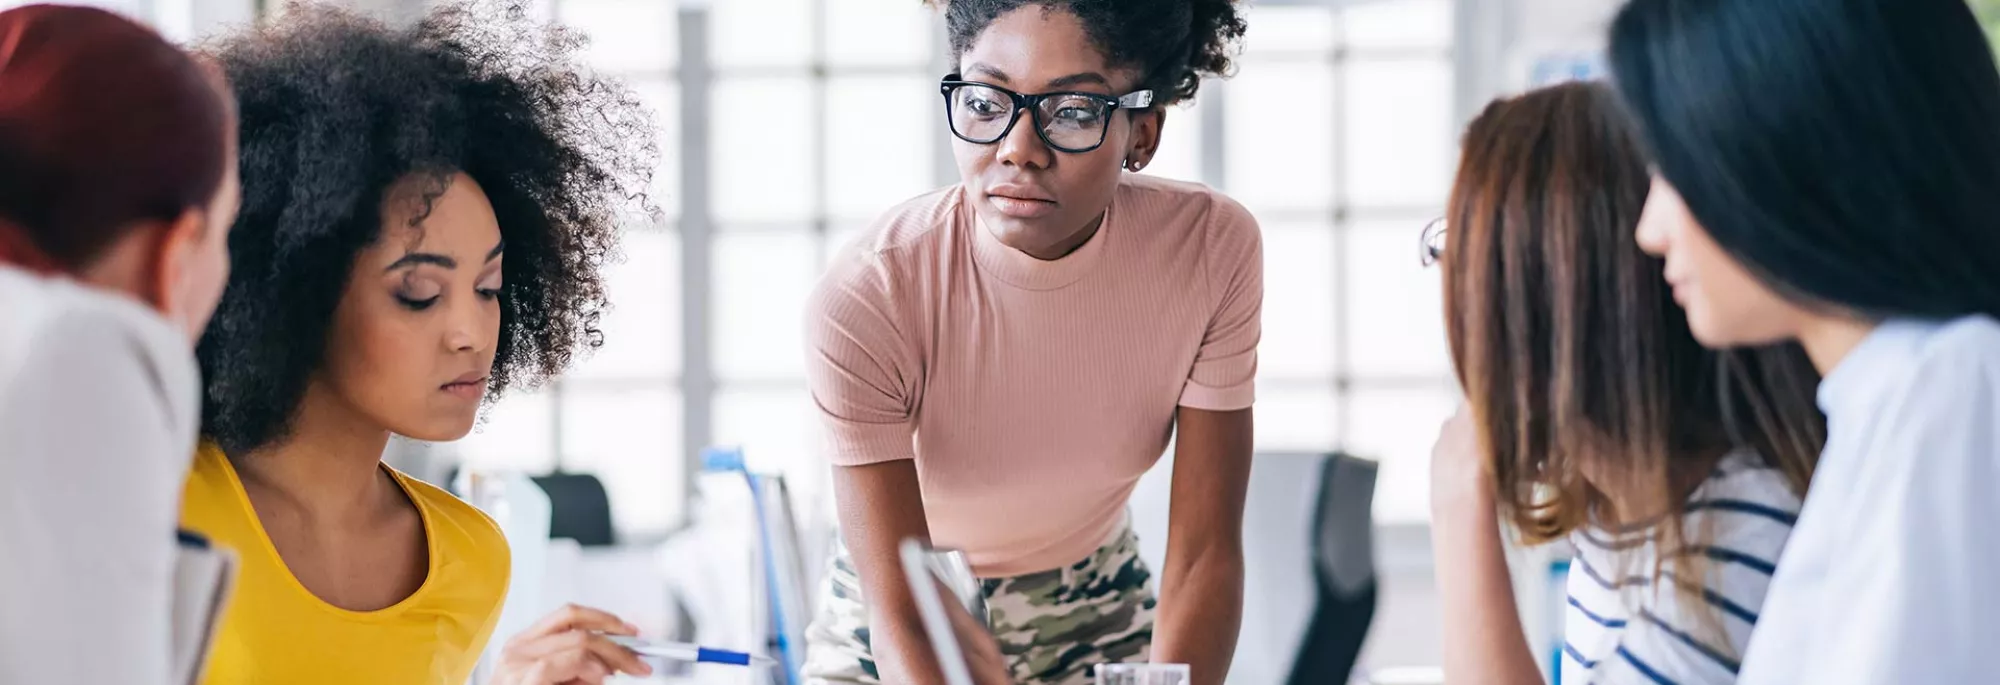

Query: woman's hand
left=939, top=580, right=1013, bottom=685
left=1428, top=403, right=1494, bottom=514
left=490, top=604, right=653, bottom=685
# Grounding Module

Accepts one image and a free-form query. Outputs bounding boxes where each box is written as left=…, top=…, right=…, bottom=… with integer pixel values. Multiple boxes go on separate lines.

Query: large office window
left=454, top=0, right=942, bottom=534
left=1231, top=0, right=1458, bottom=524
left=450, top=0, right=1461, bottom=532
left=18, top=0, right=1462, bottom=531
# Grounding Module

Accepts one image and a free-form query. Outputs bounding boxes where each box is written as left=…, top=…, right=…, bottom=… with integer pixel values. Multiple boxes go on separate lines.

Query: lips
left=986, top=183, right=1057, bottom=219
left=988, top=182, right=1053, bottom=202
left=441, top=372, right=488, bottom=400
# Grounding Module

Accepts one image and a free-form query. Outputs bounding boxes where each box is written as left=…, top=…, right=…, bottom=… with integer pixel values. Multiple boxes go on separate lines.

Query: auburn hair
left=1442, top=82, right=1823, bottom=635
left=0, top=4, right=234, bottom=272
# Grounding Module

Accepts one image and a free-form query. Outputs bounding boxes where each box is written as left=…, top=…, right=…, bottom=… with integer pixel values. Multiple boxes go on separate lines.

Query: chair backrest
left=532, top=472, right=616, bottom=547
left=1130, top=450, right=1379, bottom=684
left=1289, top=452, right=1379, bottom=685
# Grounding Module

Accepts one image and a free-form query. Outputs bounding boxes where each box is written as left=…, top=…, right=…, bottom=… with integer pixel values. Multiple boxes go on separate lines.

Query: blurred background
left=22, top=0, right=1947, bottom=681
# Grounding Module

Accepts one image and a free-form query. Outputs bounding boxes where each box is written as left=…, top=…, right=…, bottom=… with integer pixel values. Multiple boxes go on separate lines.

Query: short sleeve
left=803, top=243, right=920, bottom=466
left=1178, top=195, right=1262, bottom=411
left=1587, top=465, right=1800, bottom=684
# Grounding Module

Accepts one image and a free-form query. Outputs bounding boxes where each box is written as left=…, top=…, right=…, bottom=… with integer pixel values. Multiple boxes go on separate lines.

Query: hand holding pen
left=489, top=604, right=654, bottom=685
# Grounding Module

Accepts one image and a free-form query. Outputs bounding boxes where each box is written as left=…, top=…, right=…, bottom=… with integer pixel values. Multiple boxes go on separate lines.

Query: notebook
left=171, top=530, right=236, bottom=685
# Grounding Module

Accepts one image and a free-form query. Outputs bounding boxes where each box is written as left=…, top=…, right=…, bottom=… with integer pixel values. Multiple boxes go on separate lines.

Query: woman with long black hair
left=1609, top=0, right=2000, bottom=681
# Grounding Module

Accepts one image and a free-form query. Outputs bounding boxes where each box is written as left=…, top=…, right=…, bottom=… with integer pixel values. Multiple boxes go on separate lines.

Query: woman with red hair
left=0, top=4, right=240, bottom=683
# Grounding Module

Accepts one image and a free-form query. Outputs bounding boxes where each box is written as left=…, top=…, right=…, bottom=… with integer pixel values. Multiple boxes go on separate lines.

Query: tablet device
left=899, top=538, right=985, bottom=685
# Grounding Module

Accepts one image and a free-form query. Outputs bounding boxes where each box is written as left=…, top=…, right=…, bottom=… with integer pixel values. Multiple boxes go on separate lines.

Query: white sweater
left=0, top=265, right=200, bottom=685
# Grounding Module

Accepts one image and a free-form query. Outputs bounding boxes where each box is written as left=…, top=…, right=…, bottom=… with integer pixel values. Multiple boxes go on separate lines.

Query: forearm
left=1431, top=491, right=1543, bottom=685
left=1151, top=543, right=1244, bottom=685
left=864, top=602, right=942, bottom=685
left=831, top=462, right=943, bottom=685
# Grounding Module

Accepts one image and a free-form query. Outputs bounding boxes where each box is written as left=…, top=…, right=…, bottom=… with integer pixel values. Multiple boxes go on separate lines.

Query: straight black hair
left=1609, top=0, right=2000, bottom=320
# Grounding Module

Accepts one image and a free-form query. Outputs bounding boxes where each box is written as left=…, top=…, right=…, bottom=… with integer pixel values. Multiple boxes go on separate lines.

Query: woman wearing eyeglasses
left=802, top=1, right=1255, bottom=684
left=1424, top=82, right=1824, bottom=685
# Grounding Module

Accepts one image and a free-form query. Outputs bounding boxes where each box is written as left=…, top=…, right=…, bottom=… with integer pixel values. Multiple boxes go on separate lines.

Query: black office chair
left=1287, top=452, right=1379, bottom=685
left=532, top=472, right=617, bottom=547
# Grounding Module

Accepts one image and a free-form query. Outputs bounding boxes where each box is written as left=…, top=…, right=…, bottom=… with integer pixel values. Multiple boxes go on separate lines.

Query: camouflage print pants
left=802, top=525, right=1157, bottom=685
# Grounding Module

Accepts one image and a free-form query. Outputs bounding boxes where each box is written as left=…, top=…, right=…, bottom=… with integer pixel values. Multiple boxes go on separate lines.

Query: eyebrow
left=384, top=241, right=505, bottom=272
left=966, top=63, right=1012, bottom=83
left=965, top=63, right=1114, bottom=92
left=1047, top=72, right=1111, bottom=90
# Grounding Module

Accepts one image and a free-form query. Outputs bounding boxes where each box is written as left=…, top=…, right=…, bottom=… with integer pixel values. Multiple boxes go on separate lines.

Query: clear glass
left=557, top=0, right=677, bottom=73
left=1341, top=0, right=1452, bottom=52
left=713, top=77, right=814, bottom=222
left=828, top=76, right=934, bottom=220
left=710, top=0, right=811, bottom=68
left=1097, top=663, right=1192, bottom=685
left=826, top=0, right=932, bottom=67
left=1343, top=59, right=1453, bottom=208
left=712, top=387, right=818, bottom=480
left=1224, top=60, right=1336, bottom=212
left=1241, top=5, right=1334, bottom=54
left=560, top=387, right=684, bottom=532
left=1346, top=385, right=1458, bottom=524
left=567, top=229, right=679, bottom=380
left=712, top=230, right=817, bottom=381
left=455, top=389, right=557, bottom=472
left=1260, top=223, right=1338, bottom=377
left=1251, top=387, right=1340, bottom=452
left=1142, top=100, right=1203, bottom=183
left=1344, top=222, right=1450, bottom=378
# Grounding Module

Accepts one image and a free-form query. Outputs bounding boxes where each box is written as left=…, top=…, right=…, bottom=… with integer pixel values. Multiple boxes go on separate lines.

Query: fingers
left=510, top=604, right=636, bottom=648
left=579, top=632, right=651, bottom=677
left=506, top=631, right=652, bottom=679
left=515, top=647, right=609, bottom=685
left=495, top=605, right=652, bottom=685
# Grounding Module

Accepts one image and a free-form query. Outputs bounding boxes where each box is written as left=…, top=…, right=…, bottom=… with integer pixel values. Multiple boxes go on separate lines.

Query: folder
left=172, top=530, right=235, bottom=685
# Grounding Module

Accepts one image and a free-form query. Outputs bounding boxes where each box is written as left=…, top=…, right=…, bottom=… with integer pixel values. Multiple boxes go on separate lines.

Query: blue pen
left=604, top=635, right=776, bottom=667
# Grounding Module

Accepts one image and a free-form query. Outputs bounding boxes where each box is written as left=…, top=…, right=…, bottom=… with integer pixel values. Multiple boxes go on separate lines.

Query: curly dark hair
left=196, top=0, right=656, bottom=455
left=925, top=0, right=1246, bottom=105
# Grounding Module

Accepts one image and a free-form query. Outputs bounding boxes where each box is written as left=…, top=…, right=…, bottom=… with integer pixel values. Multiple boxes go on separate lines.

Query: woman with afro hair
left=178, top=3, right=657, bottom=684
left=803, top=1, right=1258, bottom=683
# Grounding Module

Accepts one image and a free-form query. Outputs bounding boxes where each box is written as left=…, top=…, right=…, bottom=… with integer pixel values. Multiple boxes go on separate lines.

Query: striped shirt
left=1561, top=450, right=1801, bottom=685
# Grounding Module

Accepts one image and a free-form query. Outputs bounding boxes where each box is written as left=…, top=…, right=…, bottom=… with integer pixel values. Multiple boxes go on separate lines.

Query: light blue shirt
left=1738, top=315, right=2000, bottom=684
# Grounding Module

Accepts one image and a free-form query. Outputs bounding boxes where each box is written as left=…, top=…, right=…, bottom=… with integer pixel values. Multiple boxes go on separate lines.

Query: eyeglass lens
left=1421, top=220, right=1447, bottom=266
left=949, top=84, right=1112, bottom=152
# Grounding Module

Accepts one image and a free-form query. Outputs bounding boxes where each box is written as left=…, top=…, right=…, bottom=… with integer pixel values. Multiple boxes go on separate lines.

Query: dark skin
left=230, top=174, right=650, bottom=685
left=837, top=8, right=1252, bottom=685
left=841, top=408, right=1253, bottom=685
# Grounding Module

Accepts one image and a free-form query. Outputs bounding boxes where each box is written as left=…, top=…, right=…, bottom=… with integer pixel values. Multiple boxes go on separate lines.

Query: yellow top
left=180, top=442, right=510, bottom=685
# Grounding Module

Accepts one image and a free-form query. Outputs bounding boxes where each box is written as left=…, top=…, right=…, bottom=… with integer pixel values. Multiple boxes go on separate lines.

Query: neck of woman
left=229, top=380, right=396, bottom=521
left=1795, top=311, right=1880, bottom=376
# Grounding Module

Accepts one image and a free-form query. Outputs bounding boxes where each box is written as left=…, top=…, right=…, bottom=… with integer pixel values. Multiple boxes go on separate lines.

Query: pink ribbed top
left=803, top=173, right=1262, bottom=576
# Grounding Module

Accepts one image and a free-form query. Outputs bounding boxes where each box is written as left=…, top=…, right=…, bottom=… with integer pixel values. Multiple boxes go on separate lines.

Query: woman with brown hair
left=1425, top=82, right=1825, bottom=684
left=0, top=4, right=239, bottom=683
